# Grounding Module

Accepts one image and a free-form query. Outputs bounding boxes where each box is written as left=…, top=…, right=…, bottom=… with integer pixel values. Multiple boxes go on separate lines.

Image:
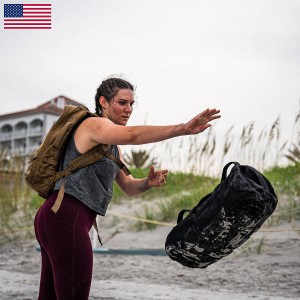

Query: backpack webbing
left=51, top=143, right=130, bottom=213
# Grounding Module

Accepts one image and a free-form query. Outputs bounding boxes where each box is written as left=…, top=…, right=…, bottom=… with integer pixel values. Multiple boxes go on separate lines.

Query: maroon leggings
left=34, top=192, right=97, bottom=300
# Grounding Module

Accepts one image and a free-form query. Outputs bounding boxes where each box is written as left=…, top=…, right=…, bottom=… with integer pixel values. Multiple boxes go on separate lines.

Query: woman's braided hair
left=95, top=77, right=134, bottom=116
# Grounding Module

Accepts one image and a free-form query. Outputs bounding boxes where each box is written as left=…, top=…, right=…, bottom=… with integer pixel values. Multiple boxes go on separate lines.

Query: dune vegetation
left=0, top=107, right=299, bottom=242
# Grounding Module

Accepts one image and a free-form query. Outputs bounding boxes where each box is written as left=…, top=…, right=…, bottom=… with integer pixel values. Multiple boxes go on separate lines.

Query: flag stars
left=4, top=4, right=23, bottom=18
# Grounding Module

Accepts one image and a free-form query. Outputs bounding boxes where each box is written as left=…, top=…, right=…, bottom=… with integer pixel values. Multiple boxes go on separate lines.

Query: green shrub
left=263, top=163, right=300, bottom=196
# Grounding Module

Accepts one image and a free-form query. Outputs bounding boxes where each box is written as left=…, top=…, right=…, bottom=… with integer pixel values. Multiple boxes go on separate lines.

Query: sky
left=0, top=0, right=299, bottom=169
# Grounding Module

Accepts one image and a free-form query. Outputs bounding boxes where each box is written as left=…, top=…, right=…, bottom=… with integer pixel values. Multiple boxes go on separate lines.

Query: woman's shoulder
left=81, top=116, right=115, bottom=134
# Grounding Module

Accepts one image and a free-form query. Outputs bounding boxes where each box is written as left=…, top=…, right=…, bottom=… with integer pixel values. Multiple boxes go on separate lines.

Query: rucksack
left=165, top=162, right=277, bottom=268
left=25, top=105, right=131, bottom=244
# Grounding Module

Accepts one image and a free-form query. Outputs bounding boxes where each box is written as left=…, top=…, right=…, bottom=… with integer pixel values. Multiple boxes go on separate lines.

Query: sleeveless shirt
left=54, top=133, right=120, bottom=216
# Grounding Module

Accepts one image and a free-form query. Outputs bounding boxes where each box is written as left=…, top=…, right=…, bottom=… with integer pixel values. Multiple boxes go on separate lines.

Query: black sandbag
left=165, top=162, right=278, bottom=268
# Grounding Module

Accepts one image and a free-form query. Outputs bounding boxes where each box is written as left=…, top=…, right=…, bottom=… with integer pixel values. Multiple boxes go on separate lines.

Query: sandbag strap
left=221, top=162, right=270, bottom=195
left=221, top=161, right=240, bottom=181
left=177, top=209, right=191, bottom=224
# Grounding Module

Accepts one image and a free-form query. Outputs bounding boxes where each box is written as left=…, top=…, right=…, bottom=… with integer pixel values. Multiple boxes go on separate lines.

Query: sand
left=0, top=203, right=299, bottom=300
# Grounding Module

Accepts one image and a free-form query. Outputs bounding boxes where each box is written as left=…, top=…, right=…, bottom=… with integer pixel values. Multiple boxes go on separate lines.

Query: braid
left=94, top=77, right=134, bottom=116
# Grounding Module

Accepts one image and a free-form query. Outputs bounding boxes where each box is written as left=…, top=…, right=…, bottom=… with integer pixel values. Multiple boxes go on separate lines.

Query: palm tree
left=123, top=149, right=159, bottom=169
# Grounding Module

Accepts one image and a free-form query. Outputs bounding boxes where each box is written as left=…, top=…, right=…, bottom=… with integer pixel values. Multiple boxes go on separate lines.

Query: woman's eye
left=116, top=100, right=137, bottom=108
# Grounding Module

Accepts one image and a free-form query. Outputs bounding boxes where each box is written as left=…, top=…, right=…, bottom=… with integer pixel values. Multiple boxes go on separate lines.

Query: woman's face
left=101, top=89, right=135, bottom=126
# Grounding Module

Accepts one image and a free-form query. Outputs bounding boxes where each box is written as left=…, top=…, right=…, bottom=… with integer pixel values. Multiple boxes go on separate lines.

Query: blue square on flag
left=4, top=4, right=23, bottom=17
left=3, top=3, right=52, bottom=29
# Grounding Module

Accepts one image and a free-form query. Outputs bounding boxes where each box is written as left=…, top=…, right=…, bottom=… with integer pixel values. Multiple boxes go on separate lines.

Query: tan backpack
left=25, top=105, right=130, bottom=244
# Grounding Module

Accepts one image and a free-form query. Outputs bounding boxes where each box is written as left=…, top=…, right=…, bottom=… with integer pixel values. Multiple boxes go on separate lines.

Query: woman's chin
left=118, top=119, right=129, bottom=126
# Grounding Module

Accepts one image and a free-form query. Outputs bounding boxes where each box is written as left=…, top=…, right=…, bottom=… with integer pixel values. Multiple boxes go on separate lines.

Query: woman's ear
left=99, top=96, right=108, bottom=109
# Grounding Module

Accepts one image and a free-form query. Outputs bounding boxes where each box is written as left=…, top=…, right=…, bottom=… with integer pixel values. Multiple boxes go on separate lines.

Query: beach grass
left=0, top=107, right=299, bottom=242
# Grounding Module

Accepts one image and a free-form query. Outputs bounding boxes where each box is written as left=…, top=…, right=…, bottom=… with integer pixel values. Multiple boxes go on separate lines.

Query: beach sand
left=0, top=205, right=299, bottom=300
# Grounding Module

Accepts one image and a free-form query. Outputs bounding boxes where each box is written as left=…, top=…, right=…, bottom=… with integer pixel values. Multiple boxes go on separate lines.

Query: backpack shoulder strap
left=54, top=144, right=130, bottom=182
left=102, top=150, right=131, bottom=176
left=51, top=144, right=131, bottom=213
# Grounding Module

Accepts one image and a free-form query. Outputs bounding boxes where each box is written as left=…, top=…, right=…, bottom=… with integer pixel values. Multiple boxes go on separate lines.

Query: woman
left=34, top=77, right=221, bottom=299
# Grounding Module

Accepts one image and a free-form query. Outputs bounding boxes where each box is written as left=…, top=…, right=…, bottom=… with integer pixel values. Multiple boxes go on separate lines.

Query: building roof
left=0, top=95, right=85, bottom=120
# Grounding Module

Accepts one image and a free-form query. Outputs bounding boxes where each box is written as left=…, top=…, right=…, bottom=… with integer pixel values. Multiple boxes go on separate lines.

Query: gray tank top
left=54, top=133, right=120, bottom=215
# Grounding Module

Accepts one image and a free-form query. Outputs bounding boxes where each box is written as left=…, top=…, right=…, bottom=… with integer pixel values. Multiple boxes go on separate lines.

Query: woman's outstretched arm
left=75, top=108, right=221, bottom=153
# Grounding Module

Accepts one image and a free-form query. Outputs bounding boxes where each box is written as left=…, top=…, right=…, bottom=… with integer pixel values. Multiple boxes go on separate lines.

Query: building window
left=0, top=124, right=13, bottom=139
left=15, top=122, right=27, bottom=137
left=29, top=119, right=43, bottom=134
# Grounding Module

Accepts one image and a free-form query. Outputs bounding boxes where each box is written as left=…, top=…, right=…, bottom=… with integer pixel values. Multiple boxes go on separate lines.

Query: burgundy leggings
left=34, top=192, right=97, bottom=300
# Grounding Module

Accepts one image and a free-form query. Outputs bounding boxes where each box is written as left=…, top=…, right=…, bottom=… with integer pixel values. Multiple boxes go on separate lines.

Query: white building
left=0, top=95, right=84, bottom=159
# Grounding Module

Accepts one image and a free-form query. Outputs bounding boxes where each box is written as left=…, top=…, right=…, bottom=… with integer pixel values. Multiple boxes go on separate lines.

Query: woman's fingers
left=185, top=108, right=221, bottom=134
left=201, top=108, right=221, bottom=118
left=196, top=109, right=221, bottom=124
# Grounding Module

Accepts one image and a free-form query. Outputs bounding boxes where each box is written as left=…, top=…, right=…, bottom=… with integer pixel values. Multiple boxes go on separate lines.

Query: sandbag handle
left=222, top=162, right=270, bottom=195
left=221, top=161, right=240, bottom=181
left=177, top=209, right=191, bottom=224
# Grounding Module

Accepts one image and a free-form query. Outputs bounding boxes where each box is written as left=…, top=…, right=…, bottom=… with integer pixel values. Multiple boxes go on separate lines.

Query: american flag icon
left=4, top=4, right=51, bottom=29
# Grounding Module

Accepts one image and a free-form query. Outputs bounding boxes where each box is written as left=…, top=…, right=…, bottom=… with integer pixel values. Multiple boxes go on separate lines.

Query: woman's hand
left=184, top=108, right=221, bottom=135
left=147, top=166, right=168, bottom=188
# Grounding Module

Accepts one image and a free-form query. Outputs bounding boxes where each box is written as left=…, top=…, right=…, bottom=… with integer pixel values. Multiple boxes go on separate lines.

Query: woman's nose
left=125, top=103, right=132, bottom=112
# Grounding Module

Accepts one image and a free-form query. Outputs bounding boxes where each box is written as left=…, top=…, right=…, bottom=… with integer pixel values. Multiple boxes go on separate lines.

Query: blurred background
left=0, top=0, right=299, bottom=251
left=0, top=0, right=299, bottom=173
